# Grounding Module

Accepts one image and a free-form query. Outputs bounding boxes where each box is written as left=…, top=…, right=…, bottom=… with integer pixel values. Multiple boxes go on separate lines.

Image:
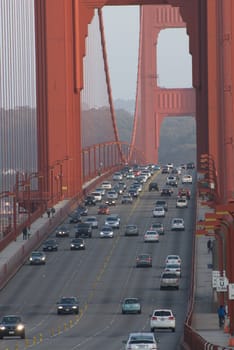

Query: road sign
left=228, top=284, right=234, bottom=300
left=212, top=270, right=220, bottom=288
left=216, top=276, right=228, bottom=292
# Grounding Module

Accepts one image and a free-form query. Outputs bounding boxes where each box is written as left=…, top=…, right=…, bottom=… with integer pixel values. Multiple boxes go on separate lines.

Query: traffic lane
left=0, top=175, right=194, bottom=350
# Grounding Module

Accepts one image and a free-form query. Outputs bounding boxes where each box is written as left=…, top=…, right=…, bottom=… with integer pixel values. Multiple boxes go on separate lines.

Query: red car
left=98, top=204, right=110, bottom=215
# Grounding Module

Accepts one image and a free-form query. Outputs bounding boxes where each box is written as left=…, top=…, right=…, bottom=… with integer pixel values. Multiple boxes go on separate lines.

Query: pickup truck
left=75, top=223, right=92, bottom=238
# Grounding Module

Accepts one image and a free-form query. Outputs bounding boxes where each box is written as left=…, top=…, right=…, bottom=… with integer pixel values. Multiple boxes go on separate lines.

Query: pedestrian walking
left=51, top=207, right=55, bottom=217
left=22, top=227, right=27, bottom=240
left=27, top=226, right=31, bottom=239
left=217, top=304, right=226, bottom=328
left=207, top=239, right=212, bottom=253
left=46, top=208, right=51, bottom=218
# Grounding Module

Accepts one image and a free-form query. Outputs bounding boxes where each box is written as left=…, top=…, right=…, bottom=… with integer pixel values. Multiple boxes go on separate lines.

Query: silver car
left=84, top=216, right=98, bottom=228
left=125, top=224, right=139, bottom=236
left=29, top=251, right=46, bottom=265
left=150, top=309, right=176, bottom=332
left=160, top=272, right=179, bottom=290
left=171, top=218, right=185, bottom=231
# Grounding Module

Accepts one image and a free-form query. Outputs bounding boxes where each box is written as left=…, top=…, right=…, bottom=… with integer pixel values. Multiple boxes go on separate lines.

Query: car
left=104, top=215, right=120, bottom=229
left=136, top=253, right=152, bottom=267
left=150, top=222, right=164, bottom=235
left=160, top=272, right=179, bottom=290
left=161, top=166, right=169, bottom=174
left=148, top=182, right=159, bottom=191
left=144, top=230, right=159, bottom=242
left=123, top=332, right=158, bottom=350
left=132, top=182, right=142, bottom=192
left=56, top=296, right=79, bottom=315
left=122, top=298, right=141, bottom=314
left=112, top=172, right=123, bottom=181
left=69, top=213, right=81, bottom=223
left=161, top=187, right=173, bottom=196
left=95, top=187, right=106, bottom=196
left=176, top=198, right=188, bottom=208
left=75, top=222, right=92, bottom=238
left=70, top=238, right=86, bottom=250
left=121, top=194, right=133, bottom=204
left=118, top=181, right=127, bottom=191
left=106, top=190, right=118, bottom=200
left=99, top=225, right=114, bottom=238
left=153, top=206, right=165, bottom=218
left=167, top=163, right=174, bottom=169
left=155, top=199, right=168, bottom=211
left=76, top=205, right=88, bottom=216
left=125, top=224, right=139, bottom=236
left=171, top=218, right=185, bottom=231
left=178, top=187, right=191, bottom=200
left=164, top=263, right=182, bottom=277
left=98, top=204, right=110, bottom=215
left=83, top=216, right=98, bottom=228
left=29, top=251, right=46, bottom=265
left=113, top=184, right=123, bottom=195
left=90, top=191, right=102, bottom=202
left=128, top=188, right=138, bottom=198
left=166, top=175, right=178, bottom=187
left=187, top=162, right=195, bottom=169
left=165, top=254, right=182, bottom=265
left=101, top=181, right=112, bottom=189
left=0, top=315, right=25, bottom=339
left=126, top=172, right=135, bottom=179
left=55, top=225, right=70, bottom=237
left=42, top=239, right=58, bottom=251
left=182, top=174, right=193, bottom=184
left=84, top=195, right=96, bottom=206
left=150, top=309, right=176, bottom=332
left=105, top=198, right=116, bottom=206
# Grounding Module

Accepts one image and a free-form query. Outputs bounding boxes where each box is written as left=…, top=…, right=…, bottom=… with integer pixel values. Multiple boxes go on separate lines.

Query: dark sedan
left=42, top=239, right=58, bottom=251
left=136, top=253, right=152, bottom=267
left=70, top=238, right=86, bottom=250
left=57, top=297, right=79, bottom=315
left=0, top=315, right=25, bottom=339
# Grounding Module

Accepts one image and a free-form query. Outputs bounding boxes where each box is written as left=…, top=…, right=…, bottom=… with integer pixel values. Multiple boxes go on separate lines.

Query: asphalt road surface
left=0, top=168, right=196, bottom=350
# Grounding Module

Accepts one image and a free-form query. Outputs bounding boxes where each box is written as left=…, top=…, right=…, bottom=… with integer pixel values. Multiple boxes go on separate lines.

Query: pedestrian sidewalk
left=192, top=198, right=234, bottom=348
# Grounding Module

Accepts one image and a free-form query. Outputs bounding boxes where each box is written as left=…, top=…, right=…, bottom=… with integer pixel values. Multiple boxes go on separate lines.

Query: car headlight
left=16, top=324, right=25, bottom=331
left=42, top=257, right=45, bottom=260
left=29, top=257, right=32, bottom=261
left=72, top=306, right=78, bottom=309
left=0, top=326, right=6, bottom=330
left=71, top=244, right=75, bottom=247
left=58, top=306, right=63, bottom=309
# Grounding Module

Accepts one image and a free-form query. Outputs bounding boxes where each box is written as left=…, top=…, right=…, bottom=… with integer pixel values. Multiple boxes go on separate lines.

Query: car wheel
left=75, top=310, right=79, bottom=315
left=57, top=311, right=61, bottom=315
left=150, top=328, right=155, bottom=332
left=21, top=332, right=25, bottom=339
left=138, top=310, right=141, bottom=314
left=172, top=328, right=175, bottom=332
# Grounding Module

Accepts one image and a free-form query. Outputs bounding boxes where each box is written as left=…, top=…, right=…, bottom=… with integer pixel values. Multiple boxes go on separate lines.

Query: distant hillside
left=114, top=104, right=196, bottom=165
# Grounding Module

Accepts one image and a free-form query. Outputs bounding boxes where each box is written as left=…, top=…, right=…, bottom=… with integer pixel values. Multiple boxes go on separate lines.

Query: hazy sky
left=102, top=6, right=192, bottom=100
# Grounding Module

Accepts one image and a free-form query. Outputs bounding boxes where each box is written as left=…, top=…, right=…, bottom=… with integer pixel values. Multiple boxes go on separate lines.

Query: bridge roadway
left=0, top=169, right=230, bottom=349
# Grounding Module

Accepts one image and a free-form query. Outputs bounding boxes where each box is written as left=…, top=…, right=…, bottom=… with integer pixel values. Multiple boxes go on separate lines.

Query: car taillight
left=169, top=316, right=175, bottom=320
left=151, top=316, right=157, bottom=320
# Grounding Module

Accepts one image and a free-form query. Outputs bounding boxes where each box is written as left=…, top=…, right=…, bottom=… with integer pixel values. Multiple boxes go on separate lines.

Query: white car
left=164, top=263, right=182, bottom=277
left=176, top=198, right=188, bottom=208
left=106, top=190, right=118, bottom=200
left=182, top=174, right=192, bottom=184
left=99, top=226, right=114, bottom=238
left=84, top=216, right=98, bottom=228
left=165, top=254, right=182, bottom=265
left=171, top=218, right=185, bottom=231
left=153, top=206, right=165, bottom=218
left=101, top=181, right=112, bottom=189
left=91, top=191, right=102, bottom=202
left=144, top=230, right=159, bottom=243
left=150, top=309, right=176, bottom=332
left=112, top=172, right=123, bottom=181
left=104, top=215, right=120, bottom=229
left=124, top=332, right=158, bottom=350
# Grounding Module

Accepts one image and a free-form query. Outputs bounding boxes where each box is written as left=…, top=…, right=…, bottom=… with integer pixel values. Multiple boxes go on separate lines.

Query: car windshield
left=32, top=252, right=42, bottom=257
left=154, top=311, right=171, bottom=317
left=129, top=337, right=154, bottom=344
left=125, top=299, right=138, bottom=304
left=60, top=298, right=76, bottom=304
left=2, top=316, right=21, bottom=323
